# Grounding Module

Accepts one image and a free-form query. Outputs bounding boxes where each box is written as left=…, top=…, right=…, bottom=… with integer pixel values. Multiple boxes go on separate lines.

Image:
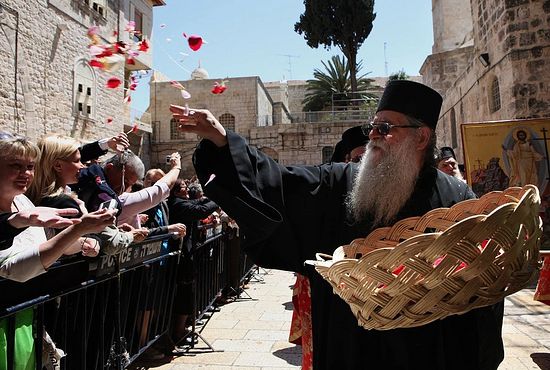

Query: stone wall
left=422, top=0, right=550, bottom=162
left=431, top=0, right=474, bottom=53
left=149, top=77, right=375, bottom=178
left=0, top=0, right=126, bottom=142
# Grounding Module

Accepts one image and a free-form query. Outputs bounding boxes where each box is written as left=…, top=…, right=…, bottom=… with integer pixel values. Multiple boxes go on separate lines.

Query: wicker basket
left=307, top=185, right=542, bottom=330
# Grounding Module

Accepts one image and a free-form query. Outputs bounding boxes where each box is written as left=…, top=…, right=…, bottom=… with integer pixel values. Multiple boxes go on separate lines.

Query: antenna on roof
left=278, top=54, right=300, bottom=80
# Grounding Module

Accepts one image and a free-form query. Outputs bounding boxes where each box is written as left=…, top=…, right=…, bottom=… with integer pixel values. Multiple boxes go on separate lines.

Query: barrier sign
left=90, top=240, right=163, bottom=276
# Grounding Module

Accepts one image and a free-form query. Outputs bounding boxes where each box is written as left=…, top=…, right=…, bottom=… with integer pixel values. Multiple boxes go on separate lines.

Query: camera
left=99, top=199, right=118, bottom=211
left=166, top=155, right=172, bottom=164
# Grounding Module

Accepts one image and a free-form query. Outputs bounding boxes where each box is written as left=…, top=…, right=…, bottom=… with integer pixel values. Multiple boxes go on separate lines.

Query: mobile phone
left=166, top=155, right=171, bottom=163
left=99, top=199, right=118, bottom=211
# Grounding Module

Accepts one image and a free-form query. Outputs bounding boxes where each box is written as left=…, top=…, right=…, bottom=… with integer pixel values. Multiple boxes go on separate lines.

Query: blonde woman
left=27, top=134, right=145, bottom=255
left=0, top=131, right=115, bottom=282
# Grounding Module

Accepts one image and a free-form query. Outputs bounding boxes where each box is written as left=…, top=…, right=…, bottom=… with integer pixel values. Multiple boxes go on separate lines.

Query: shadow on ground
left=273, top=347, right=302, bottom=366
left=531, top=353, right=550, bottom=370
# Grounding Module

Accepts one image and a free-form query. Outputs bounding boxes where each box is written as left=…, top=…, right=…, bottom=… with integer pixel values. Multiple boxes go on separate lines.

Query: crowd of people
left=0, top=130, right=224, bottom=366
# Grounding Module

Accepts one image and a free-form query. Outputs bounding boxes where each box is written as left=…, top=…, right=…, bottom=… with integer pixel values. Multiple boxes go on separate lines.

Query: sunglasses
left=361, top=122, right=421, bottom=136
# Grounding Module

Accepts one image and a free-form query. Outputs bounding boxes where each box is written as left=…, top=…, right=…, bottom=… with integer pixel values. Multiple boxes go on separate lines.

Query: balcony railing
left=265, top=108, right=377, bottom=125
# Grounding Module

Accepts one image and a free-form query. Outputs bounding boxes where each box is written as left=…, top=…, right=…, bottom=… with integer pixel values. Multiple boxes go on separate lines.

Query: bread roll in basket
left=306, top=185, right=542, bottom=330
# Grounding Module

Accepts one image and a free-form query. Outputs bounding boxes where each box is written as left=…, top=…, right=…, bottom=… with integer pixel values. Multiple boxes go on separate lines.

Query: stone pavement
left=135, top=269, right=550, bottom=370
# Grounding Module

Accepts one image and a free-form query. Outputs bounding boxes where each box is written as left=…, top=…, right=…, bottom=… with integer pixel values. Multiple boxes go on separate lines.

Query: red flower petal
left=129, top=83, right=137, bottom=91
left=123, top=95, right=131, bottom=104
left=127, top=57, right=135, bottom=65
left=131, top=124, right=138, bottom=133
left=106, top=77, right=122, bottom=89
left=185, top=34, right=203, bottom=51
left=138, top=39, right=149, bottom=52
left=106, top=117, right=113, bottom=124
left=89, top=59, right=104, bottom=68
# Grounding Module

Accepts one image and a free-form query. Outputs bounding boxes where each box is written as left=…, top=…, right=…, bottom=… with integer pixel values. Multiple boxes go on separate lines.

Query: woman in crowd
left=26, top=134, right=147, bottom=253
left=0, top=131, right=115, bottom=282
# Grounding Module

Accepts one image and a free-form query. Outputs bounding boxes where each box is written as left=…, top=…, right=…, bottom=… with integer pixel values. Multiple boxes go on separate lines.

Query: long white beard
left=348, top=134, right=422, bottom=227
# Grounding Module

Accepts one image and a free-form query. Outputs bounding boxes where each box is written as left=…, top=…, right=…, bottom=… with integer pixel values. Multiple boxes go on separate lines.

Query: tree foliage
left=388, top=69, right=409, bottom=83
left=302, top=55, right=376, bottom=112
left=295, top=0, right=376, bottom=93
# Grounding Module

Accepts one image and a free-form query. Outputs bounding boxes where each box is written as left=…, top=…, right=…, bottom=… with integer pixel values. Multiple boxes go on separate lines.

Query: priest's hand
left=170, top=106, right=228, bottom=147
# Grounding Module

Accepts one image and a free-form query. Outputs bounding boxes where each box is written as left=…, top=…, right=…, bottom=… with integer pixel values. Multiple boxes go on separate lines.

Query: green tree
left=302, top=55, right=376, bottom=112
left=388, top=69, right=409, bottom=83
left=295, top=0, right=376, bottom=94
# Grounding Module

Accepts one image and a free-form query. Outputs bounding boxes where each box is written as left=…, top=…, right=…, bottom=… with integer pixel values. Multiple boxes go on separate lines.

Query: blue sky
left=133, top=0, right=434, bottom=111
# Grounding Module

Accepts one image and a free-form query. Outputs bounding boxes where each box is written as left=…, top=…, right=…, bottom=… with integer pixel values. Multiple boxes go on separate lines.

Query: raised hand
left=167, top=223, right=186, bottom=238
left=75, top=208, right=116, bottom=234
left=9, top=207, right=81, bottom=229
left=80, top=238, right=100, bottom=257
left=169, top=106, right=228, bottom=147
left=107, top=132, right=130, bottom=153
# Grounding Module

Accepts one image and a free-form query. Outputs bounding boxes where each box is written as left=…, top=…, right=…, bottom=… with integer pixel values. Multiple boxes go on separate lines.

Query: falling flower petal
left=87, top=26, right=99, bottom=37
left=106, top=117, right=113, bottom=124
left=127, top=57, right=135, bottom=65
left=125, top=21, right=135, bottom=33
left=106, top=77, right=122, bottom=89
left=131, top=124, right=138, bottom=133
left=89, top=44, right=106, bottom=56
left=183, top=33, right=203, bottom=51
left=211, top=81, right=227, bottom=95
left=123, top=95, right=131, bottom=104
left=102, top=54, right=125, bottom=72
left=138, top=39, right=149, bottom=52
left=89, top=59, right=104, bottom=68
left=160, top=23, right=166, bottom=28
left=181, top=90, right=191, bottom=99
left=170, top=81, right=184, bottom=90
left=129, top=83, right=137, bottom=91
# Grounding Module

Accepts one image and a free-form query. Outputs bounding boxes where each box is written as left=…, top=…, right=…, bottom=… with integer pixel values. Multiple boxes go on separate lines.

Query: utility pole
left=279, top=54, right=299, bottom=80
left=384, top=42, right=388, bottom=76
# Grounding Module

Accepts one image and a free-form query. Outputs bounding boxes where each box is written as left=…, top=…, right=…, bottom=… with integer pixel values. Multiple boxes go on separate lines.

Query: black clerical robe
left=193, top=132, right=504, bottom=370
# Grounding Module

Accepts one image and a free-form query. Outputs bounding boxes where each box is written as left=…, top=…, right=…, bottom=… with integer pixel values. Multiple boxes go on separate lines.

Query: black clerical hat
left=341, top=125, right=369, bottom=153
left=438, top=146, right=456, bottom=160
left=377, top=80, right=442, bottom=129
left=330, top=140, right=347, bottom=162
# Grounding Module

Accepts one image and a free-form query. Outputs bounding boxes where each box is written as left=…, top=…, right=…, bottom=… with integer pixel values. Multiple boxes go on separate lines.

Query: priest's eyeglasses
left=361, top=122, right=421, bottom=136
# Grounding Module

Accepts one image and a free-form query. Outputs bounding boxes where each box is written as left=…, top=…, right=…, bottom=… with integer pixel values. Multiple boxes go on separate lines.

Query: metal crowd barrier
left=0, top=223, right=257, bottom=369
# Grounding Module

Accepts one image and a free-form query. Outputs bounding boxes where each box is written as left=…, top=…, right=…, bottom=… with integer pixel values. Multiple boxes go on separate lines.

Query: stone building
left=147, top=68, right=397, bottom=178
left=0, top=0, right=164, bottom=145
left=421, top=0, right=550, bottom=161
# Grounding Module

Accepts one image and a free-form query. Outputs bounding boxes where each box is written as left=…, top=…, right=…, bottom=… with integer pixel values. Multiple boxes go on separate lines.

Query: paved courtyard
left=135, top=269, right=550, bottom=370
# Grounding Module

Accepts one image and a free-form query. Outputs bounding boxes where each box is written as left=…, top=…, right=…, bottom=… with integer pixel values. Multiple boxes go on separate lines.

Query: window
left=134, top=8, right=143, bottom=42
left=322, top=146, right=333, bottom=164
left=450, top=107, right=457, bottom=148
left=73, top=59, right=96, bottom=119
left=219, top=113, right=236, bottom=132
left=170, top=118, right=185, bottom=140
left=83, top=0, right=106, bottom=17
left=490, top=77, right=501, bottom=113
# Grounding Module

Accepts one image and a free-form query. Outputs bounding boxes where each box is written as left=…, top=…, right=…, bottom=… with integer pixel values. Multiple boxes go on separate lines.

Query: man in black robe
left=169, top=80, right=504, bottom=370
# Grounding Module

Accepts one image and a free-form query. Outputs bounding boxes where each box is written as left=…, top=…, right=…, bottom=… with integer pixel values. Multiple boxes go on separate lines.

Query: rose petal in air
left=89, top=59, right=104, bottom=69
left=106, top=117, right=113, bottom=124
left=184, top=33, right=203, bottom=51
left=106, top=77, right=122, bottom=89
